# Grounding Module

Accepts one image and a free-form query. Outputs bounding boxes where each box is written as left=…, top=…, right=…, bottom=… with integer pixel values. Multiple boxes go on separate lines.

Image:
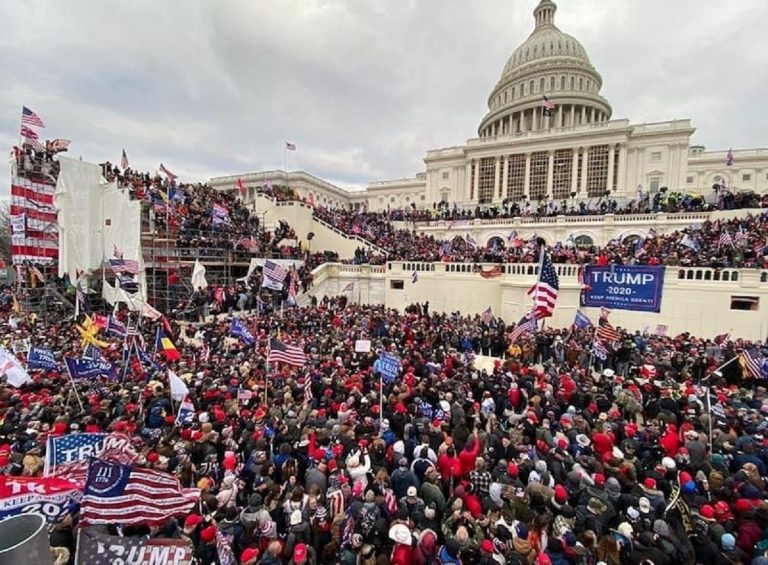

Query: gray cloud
left=1, top=0, right=766, bottom=194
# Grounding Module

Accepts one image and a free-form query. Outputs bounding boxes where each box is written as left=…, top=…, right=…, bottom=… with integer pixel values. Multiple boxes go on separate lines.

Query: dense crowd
left=342, top=211, right=768, bottom=269
left=1, top=296, right=767, bottom=564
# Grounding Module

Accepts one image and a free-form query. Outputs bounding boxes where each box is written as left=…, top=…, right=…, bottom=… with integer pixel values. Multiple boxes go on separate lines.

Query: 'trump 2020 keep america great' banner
left=582, top=265, right=665, bottom=313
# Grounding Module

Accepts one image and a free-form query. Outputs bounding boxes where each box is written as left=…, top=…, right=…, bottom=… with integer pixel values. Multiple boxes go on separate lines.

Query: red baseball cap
left=294, top=543, right=308, bottom=563
left=184, top=514, right=203, bottom=530
left=481, top=539, right=494, bottom=552
left=241, top=547, right=260, bottom=564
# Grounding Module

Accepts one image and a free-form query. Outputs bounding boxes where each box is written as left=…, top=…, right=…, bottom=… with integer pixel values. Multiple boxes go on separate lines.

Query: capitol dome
left=479, top=0, right=612, bottom=138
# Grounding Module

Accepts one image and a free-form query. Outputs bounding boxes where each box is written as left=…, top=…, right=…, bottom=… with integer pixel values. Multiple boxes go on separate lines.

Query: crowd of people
left=0, top=297, right=767, bottom=564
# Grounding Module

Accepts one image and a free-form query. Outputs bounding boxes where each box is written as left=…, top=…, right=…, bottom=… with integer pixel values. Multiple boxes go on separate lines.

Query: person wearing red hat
left=195, top=524, right=218, bottom=563
left=240, top=547, right=260, bottom=565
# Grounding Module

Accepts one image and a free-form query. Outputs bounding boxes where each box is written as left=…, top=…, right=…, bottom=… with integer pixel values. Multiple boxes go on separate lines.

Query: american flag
left=341, top=516, right=355, bottom=548
left=216, top=530, right=236, bottom=565
left=327, top=489, right=345, bottom=518
left=718, top=230, right=733, bottom=248
left=596, top=319, right=622, bottom=343
left=740, top=350, right=765, bottom=380
left=21, top=106, right=45, bottom=128
left=236, top=177, right=246, bottom=196
left=107, top=317, right=127, bottom=338
left=527, top=252, right=559, bottom=318
left=263, top=260, right=288, bottom=283
left=20, top=125, right=39, bottom=141
left=509, top=312, right=538, bottom=342
left=480, top=307, right=494, bottom=325
left=121, top=149, right=129, bottom=170
left=383, top=487, right=398, bottom=516
left=199, top=344, right=210, bottom=363
left=287, top=270, right=298, bottom=304
left=342, top=281, right=355, bottom=292
left=268, top=338, right=306, bottom=366
left=109, top=258, right=140, bottom=275
left=464, top=233, right=477, bottom=248
left=80, top=459, right=198, bottom=525
left=285, top=142, right=297, bottom=151
left=733, top=227, right=749, bottom=244
left=159, top=163, right=178, bottom=181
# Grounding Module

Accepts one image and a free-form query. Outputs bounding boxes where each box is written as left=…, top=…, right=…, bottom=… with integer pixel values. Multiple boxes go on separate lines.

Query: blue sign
left=65, top=357, right=116, bottom=380
left=582, top=265, right=665, bottom=313
left=376, top=352, right=402, bottom=383
left=27, top=346, right=58, bottom=370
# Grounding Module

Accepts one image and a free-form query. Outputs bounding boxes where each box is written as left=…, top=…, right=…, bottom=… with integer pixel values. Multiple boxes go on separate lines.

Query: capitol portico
left=212, top=0, right=768, bottom=212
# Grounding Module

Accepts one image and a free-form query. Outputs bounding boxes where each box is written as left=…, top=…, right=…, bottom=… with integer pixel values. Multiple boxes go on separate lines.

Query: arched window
left=579, top=78, right=583, bottom=90
left=487, top=236, right=505, bottom=250
left=560, top=76, right=565, bottom=90
left=512, top=86, right=516, bottom=98
left=570, top=77, right=575, bottom=90
left=529, top=80, right=534, bottom=93
left=550, top=76, right=555, bottom=90
left=540, top=78, right=545, bottom=91
left=573, top=235, right=594, bottom=248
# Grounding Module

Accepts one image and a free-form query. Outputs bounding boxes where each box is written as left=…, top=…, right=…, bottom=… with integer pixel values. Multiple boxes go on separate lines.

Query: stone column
left=520, top=110, right=527, bottom=133
left=557, top=106, right=564, bottom=128
left=532, top=107, right=538, bottom=131
left=546, top=151, right=555, bottom=198
left=571, top=149, right=579, bottom=193
left=590, top=108, right=596, bottom=123
left=524, top=153, right=532, bottom=199
left=569, top=105, right=576, bottom=127
left=581, top=106, right=587, bottom=124
left=473, top=159, right=480, bottom=201
left=607, top=144, right=616, bottom=192
left=508, top=115, right=514, bottom=134
left=464, top=161, right=473, bottom=200
left=617, top=144, right=628, bottom=196
left=501, top=155, right=509, bottom=199
left=493, top=156, right=501, bottom=201
left=580, top=147, right=589, bottom=196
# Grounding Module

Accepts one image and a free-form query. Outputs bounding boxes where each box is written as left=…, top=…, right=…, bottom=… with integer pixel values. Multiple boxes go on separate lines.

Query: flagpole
left=64, top=359, right=86, bottom=414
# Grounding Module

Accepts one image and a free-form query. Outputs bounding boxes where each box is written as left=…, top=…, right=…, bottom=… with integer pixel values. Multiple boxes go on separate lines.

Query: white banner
left=355, top=339, right=371, bottom=353
left=10, top=214, right=25, bottom=234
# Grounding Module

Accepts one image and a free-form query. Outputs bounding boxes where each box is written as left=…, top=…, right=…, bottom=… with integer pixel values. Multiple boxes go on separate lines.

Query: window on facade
left=731, top=296, right=759, bottom=311
left=550, top=76, right=554, bottom=90
left=560, top=76, right=565, bottom=90
left=504, top=91, right=507, bottom=103
left=552, top=149, right=573, bottom=199
left=570, top=77, right=574, bottom=90
left=512, top=86, right=516, bottom=98
left=390, top=196, right=395, bottom=203
left=649, top=177, right=661, bottom=192
left=442, top=171, right=450, bottom=180
left=579, top=78, right=583, bottom=90
left=529, top=80, right=534, bottom=93
left=529, top=151, right=549, bottom=201
left=477, top=157, right=496, bottom=204
left=743, top=173, right=752, bottom=182
left=573, top=235, right=593, bottom=248
left=686, top=176, right=694, bottom=184
left=390, top=280, right=404, bottom=290
left=540, top=78, right=545, bottom=91
left=420, top=195, right=425, bottom=201
left=506, top=154, right=526, bottom=200
left=586, top=145, right=610, bottom=197
left=440, top=191, right=449, bottom=203
left=651, top=151, right=662, bottom=162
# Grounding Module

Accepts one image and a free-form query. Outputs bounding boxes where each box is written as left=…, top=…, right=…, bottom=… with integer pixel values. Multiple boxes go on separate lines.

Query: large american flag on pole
left=22, top=106, right=45, bottom=128
left=268, top=338, right=307, bottom=366
left=509, top=312, right=538, bottom=343
left=527, top=252, right=559, bottom=318
left=262, top=260, right=288, bottom=291
left=80, top=459, right=198, bottom=525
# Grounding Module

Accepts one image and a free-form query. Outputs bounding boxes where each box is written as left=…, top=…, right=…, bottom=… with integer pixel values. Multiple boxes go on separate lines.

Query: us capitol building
left=213, top=0, right=768, bottom=212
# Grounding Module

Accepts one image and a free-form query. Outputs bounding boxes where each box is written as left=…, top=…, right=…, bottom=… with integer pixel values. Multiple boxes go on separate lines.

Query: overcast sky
left=1, top=0, right=766, bottom=194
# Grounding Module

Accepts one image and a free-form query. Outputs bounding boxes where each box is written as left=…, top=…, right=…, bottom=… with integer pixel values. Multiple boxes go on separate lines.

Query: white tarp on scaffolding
left=191, top=259, right=208, bottom=290
left=55, top=157, right=146, bottom=301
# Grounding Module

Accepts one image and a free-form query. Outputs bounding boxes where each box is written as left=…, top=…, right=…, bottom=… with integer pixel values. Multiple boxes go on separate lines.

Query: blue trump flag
left=27, top=346, right=58, bottom=370
left=582, top=265, right=666, bottom=313
left=573, top=310, right=592, bottom=329
left=46, top=433, right=106, bottom=471
left=65, top=357, right=116, bottom=380
left=231, top=318, right=255, bottom=346
left=375, top=352, right=402, bottom=384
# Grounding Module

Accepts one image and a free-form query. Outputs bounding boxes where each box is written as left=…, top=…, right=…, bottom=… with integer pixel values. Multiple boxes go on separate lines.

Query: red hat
left=327, top=459, right=337, bottom=472
left=734, top=499, right=752, bottom=514
left=481, top=539, right=494, bottom=553
left=700, top=505, right=715, bottom=520
left=507, top=462, right=518, bottom=477
left=180, top=429, right=192, bottom=441
left=679, top=471, right=692, bottom=484
left=184, top=514, right=203, bottom=530
left=557, top=438, right=568, bottom=450
left=643, top=478, right=657, bottom=489
left=593, top=473, right=605, bottom=486
left=294, top=543, right=308, bottom=563
left=240, top=547, right=260, bottom=564
left=146, top=452, right=159, bottom=464
left=200, top=525, right=217, bottom=544
left=554, top=485, right=567, bottom=504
